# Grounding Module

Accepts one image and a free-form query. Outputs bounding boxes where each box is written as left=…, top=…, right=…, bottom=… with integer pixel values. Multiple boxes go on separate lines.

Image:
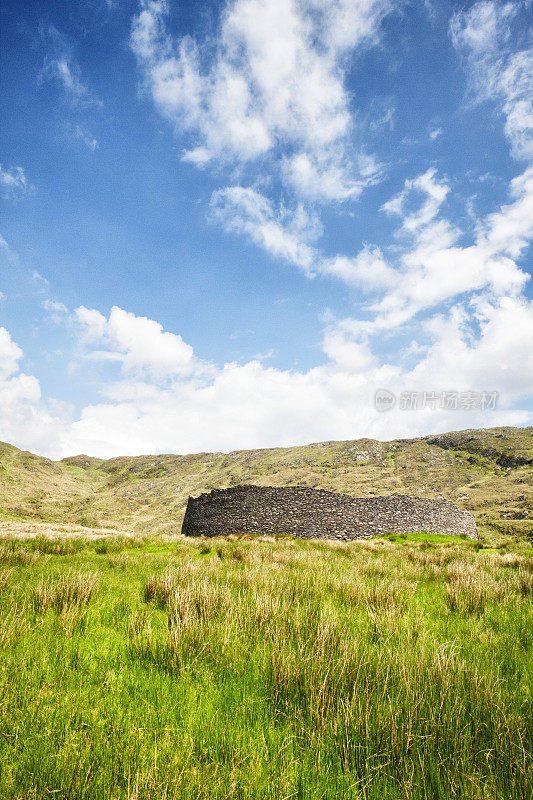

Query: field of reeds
left=0, top=532, right=531, bottom=799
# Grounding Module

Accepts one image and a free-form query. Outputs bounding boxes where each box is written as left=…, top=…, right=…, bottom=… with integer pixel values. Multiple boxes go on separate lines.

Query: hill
left=0, top=426, right=531, bottom=540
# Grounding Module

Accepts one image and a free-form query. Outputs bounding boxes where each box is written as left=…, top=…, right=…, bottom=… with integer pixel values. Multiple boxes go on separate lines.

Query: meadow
left=0, top=532, right=531, bottom=799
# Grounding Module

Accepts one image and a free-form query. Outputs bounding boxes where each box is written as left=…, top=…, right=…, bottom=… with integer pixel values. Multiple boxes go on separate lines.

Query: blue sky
left=0, top=0, right=532, bottom=458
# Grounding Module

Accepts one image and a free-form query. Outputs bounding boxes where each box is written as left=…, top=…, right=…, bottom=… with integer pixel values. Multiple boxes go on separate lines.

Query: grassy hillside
left=0, top=532, right=531, bottom=798
left=0, top=426, right=532, bottom=540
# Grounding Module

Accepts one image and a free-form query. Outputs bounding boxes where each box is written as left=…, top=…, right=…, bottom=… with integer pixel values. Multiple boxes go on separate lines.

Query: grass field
left=0, top=532, right=531, bottom=799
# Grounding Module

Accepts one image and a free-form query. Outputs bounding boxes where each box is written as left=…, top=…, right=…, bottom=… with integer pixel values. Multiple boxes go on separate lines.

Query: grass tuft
left=31, top=570, right=99, bottom=614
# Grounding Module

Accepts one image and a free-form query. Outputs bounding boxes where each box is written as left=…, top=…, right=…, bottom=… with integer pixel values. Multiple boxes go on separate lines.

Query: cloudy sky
left=1, top=0, right=532, bottom=459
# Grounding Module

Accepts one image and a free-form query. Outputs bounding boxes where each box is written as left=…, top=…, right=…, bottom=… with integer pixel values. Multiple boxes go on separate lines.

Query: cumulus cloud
left=479, top=164, right=533, bottom=258
left=410, top=294, right=533, bottom=398
left=0, top=328, right=24, bottom=380
left=127, top=0, right=532, bottom=320
left=321, top=246, right=398, bottom=289
left=74, top=305, right=195, bottom=379
left=282, top=150, right=384, bottom=202
left=0, top=327, right=68, bottom=455
left=210, top=185, right=397, bottom=285
left=130, top=0, right=392, bottom=200
left=56, top=297, right=533, bottom=458
left=210, top=159, right=531, bottom=315
left=0, top=291, right=531, bottom=459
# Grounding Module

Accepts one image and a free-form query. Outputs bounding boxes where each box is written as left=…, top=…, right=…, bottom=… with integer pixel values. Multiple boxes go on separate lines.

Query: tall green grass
left=0, top=534, right=531, bottom=799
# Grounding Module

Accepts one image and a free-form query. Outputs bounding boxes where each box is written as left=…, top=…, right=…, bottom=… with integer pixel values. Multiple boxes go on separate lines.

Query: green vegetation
left=0, top=427, right=531, bottom=795
left=0, top=426, right=532, bottom=540
left=383, top=532, right=470, bottom=544
left=0, top=533, right=531, bottom=799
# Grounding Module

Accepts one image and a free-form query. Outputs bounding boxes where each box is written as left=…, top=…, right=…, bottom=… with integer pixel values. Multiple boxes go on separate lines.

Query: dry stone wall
left=181, top=485, right=478, bottom=540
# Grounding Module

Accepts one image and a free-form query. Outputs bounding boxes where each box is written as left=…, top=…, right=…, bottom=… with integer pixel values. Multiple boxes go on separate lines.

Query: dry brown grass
left=108, top=552, right=129, bottom=569
left=0, top=567, right=14, bottom=593
left=0, top=604, right=28, bottom=646
left=0, top=543, right=43, bottom=566
left=166, top=581, right=232, bottom=625
left=404, top=545, right=459, bottom=568
left=517, top=567, right=533, bottom=597
left=32, top=570, right=99, bottom=613
left=31, top=571, right=99, bottom=633
left=444, top=561, right=516, bottom=613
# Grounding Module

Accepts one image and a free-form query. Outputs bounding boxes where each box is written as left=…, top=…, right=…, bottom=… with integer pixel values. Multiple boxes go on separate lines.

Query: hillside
left=0, top=426, right=532, bottom=539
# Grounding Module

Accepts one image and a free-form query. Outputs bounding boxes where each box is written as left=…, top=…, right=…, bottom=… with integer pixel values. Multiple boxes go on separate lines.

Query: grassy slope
left=0, top=426, right=532, bottom=539
left=0, top=533, right=531, bottom=799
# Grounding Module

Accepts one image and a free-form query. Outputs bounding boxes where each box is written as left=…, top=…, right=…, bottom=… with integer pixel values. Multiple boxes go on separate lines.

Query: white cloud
left=321, top=245, right=398, bottom=289
left=0, top=234, right=18, bottom=265
left=72, top=124, right=99, bottom=150
left=362, top=3, right=528, bottom=337
left=366, top=162, right=531, bottom=326
left=411, top=294, right=533, bottom=398
left=0, top=296, right=530, bottom=459
left=128, top=1, right=531, bottom=319
left=50, top=59, right=89, bottom=102
left=75, top=306, right=108, bottom=342
left=429, top=127, right=443, bottom=141
left=56, top=299, right=533, bottom=458
left=282, top=150, right=383, bottom=202
left=42, top=299, right=69, bottom=323
left=478, top=164, right=533, bottom=258
left=381, top=168, right=450, bottom=234
left=322, top=323, right=377, bottom=372
left=450, top=0, right=532, bottom=159
left=0, top=164, right=33, bottom=196
left=131, top=0, right=392, bottom=200
left=450, top=0, right=516, bottom=54
left=0, top=327, right=69, bottom=455
left=40, top=24, right=100, bottom=107
left=0, top=328, right=24, bottom=380
left=210, top=157, right=532, bottom=315
left=74, top=305, right=195, bottom=379
left=210, top=186, right=321, bottom=273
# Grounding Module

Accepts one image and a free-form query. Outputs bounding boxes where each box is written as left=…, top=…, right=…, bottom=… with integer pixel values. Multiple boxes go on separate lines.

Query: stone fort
left=181, top=485, right=478, bottom=540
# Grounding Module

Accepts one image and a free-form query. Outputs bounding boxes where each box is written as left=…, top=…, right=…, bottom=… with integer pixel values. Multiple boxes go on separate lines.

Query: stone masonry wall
left=181, top=485, right=478, bottom=540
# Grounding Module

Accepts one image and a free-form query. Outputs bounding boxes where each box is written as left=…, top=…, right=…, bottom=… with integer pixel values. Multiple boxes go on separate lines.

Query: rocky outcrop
left=181, top=485, right=478, bottom=540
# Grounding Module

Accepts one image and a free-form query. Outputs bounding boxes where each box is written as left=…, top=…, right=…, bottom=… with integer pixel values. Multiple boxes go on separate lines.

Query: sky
left=0, top=0, right=532, bottom=459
